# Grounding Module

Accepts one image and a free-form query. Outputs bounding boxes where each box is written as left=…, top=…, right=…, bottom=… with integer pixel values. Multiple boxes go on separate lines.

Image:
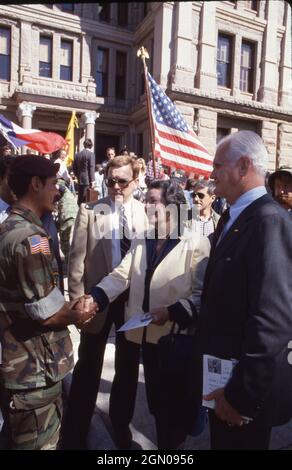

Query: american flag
left=28, top=235, right=51, bottom=255
left=147, top=72, right=213, bottom=177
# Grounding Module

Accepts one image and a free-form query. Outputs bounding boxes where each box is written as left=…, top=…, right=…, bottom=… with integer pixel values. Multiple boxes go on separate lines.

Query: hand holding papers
left=117, top=313, right=153, bottom=332
left=202, top=354, right=253, bottom=426
left=202, top=355, right=237, bottom=410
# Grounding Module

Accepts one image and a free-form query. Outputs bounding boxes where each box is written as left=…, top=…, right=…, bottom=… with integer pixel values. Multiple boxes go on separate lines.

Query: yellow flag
left=64, top=111, right=79, bottom=167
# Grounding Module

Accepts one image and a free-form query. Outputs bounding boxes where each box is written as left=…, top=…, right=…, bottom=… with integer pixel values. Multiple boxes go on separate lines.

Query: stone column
left=279, top=2, right=292, bottom=108
left=17, top=102, right=36, bottom=128
left=81, top=111, right=100, bottom=148
left=258, top=0, right=278, bottom=105
left=16, top=102, right=36, bottom=153
left=153, top=2, right=173, bottom=86
left=171, top=2, right=194, bottom=88
left=195, top=2, right=217, bottom=91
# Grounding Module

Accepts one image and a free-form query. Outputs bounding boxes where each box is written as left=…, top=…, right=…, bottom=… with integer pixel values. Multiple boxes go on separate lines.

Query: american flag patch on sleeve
left=28, top=235, right=51, bottom=255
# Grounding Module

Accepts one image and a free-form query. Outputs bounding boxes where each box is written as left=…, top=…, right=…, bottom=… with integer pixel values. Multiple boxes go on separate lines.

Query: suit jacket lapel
left=203, top=194, right=271, bottom=295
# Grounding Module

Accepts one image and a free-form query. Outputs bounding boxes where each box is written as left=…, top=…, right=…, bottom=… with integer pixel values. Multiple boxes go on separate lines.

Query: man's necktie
left=119, top=206, right=131, bottom=259
left=212, top=208, right=230, bottom=247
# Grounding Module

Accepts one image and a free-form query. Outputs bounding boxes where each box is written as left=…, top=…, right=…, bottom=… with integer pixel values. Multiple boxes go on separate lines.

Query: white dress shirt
left=110, top=198, right=134, bottom=269
left=221, top=186, right=267, bottom=240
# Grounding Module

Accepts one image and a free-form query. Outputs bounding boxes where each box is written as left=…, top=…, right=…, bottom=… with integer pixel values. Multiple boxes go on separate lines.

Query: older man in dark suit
left=197, top=130, right=292, bottom=449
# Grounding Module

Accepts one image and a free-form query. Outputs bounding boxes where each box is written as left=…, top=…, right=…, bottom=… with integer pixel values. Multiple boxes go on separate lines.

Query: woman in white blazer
left=90, top=180, right=210, bottom=449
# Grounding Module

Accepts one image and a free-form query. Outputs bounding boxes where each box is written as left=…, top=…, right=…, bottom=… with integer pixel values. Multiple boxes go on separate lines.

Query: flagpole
left=137, top=46, right=157, bottom=178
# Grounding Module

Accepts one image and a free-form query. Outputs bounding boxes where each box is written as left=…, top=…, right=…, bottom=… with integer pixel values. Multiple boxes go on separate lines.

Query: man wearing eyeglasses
left=62, top=155, right=147, bottom=450
left=191, top=180, right=220, bottom=238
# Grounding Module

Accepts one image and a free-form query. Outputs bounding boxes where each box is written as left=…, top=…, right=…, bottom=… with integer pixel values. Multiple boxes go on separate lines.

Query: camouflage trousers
left=0, top=381, right=63, bottom=450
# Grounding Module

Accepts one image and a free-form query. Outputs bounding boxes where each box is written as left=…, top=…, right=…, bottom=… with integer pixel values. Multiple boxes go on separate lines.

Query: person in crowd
left=0, top=145, right=13, bottom=157
left=191, top=180, right=220, bottom=238
left=133, top=157, right=147, bottom=202
left=159, top=165, right=170, bottom=181
left=94, top=163, right=105, bottom=198
left=61, top=155, right=147, bottom=450
left=101, top=147, right=116, bottom=168
left=90, top=179, right=210, bottom=450
left=268, top=166, right=292, bottom=216
left=145, top=154, right=162, bottom=184
left=72, top=139, right=95, bottom=206
left=55, top=178, right=78, bottom=266
left=197, top=131, right=292, bottom=450
left=184, top=179, right=198, bottom=208
left=120, top=145, right=130, bottom=156
left=54, top=149, right=71, bottom=184
left=0, top=155, right=96, bottom=450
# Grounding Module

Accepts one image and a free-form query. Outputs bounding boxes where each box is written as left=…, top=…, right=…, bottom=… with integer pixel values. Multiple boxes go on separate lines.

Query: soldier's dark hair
left=84, top=138, right=93, bottom=149
left=8, top=173, right=47, bottom=199
left=0, top=155, right=15, bottom=179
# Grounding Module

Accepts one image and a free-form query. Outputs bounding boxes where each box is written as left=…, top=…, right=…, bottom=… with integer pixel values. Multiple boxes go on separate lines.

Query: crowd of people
left=0, top=129, right=292, bottom=451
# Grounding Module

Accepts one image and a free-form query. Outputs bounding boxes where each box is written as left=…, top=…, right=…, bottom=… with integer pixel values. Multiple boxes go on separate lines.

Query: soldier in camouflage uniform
left=0, top=155, right=96, bottom=450
left=55, top=179, right=78, bottom=265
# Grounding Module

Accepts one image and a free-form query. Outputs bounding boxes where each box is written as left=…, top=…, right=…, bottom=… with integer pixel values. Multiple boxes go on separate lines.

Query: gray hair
left=217, top=131, right=268, bottom=176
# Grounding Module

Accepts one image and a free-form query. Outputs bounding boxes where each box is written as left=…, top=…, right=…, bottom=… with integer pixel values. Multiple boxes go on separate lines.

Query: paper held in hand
left=117, top=313, right=153, bottom=332
left=202, top=354, right=238, bottom=409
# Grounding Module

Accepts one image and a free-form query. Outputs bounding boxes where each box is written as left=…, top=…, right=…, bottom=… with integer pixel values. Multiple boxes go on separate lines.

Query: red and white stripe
left=153, top=122, right=213, bottom=177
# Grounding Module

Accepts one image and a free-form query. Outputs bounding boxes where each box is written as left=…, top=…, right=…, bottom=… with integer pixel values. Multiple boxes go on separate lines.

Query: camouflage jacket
left=0, top=204, right=73, bottom=390
left=56, top=184, right=78, bottom=232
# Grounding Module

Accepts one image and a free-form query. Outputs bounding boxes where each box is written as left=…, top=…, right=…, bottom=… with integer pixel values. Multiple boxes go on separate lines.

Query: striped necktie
left=119, top=206, right=131, bottom=259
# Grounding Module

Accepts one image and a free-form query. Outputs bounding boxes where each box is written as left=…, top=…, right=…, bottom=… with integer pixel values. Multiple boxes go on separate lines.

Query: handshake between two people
left=41, top=294, right=99, bottom=329
left=69, top=294, right=98, bottom=328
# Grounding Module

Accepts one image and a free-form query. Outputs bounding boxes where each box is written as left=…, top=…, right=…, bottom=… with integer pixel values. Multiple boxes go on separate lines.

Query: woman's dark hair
left=148, top=180, right=187, bottom=237
left=8, top=173, right=47, bottom=199
left=148, top=179, right=186, bottom=207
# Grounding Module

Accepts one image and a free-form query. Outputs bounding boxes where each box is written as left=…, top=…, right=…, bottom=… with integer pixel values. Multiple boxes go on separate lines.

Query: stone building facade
left=0, top=2, right=291, bottom=169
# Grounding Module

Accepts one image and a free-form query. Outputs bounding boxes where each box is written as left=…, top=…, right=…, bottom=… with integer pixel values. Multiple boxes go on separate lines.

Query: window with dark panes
left=60, top=39, right=72, bottom=81
left=39, top=36, right=52, bottom=78
left=216, top=127, right=230, bottom=144
left=240, top=41, right=254, bottom=93
left=0, top=27, right=11, bottom=81
left=115, top=51, right=127, bottom=99
left=96, top=48, right=108, bottom=97
left=99, top=3, right=111, bottom=22
left=117, top=4, right=128, bottom=27
left=217, top=34, right=232, bottom=88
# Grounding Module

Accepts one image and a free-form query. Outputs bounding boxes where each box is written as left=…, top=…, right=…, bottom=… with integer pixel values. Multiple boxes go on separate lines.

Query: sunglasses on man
left=191, top=192, right=206, bottom=200
left=105, top=177, right=134, bottom=188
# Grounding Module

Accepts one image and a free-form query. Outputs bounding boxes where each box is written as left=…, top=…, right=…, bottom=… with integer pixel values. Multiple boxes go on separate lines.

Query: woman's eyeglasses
left=105, top=177, right=133, bottom=188
left=192, top=192, right=206, bottom=200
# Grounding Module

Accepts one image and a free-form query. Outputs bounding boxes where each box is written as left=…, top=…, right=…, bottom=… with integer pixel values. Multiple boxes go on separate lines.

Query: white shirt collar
left=229, top=186, right=267, bottom=224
